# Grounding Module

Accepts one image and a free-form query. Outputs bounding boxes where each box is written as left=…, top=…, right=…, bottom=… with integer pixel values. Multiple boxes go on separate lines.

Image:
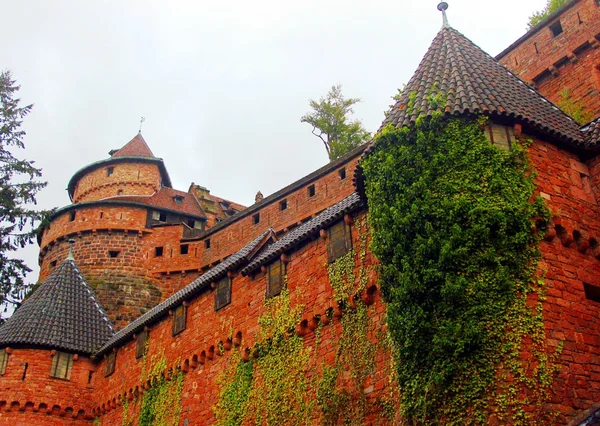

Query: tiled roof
left=109, top=187, right=206, bottom=219
left=111, top=133, right=155, bottom=158
left=582, top=118, right=600, bottom=147
left=381, top=27, right=585, bottom=147
left=96, top=229, right=275, bottom=356
left=0, top=258, right=114, bottom=354
left=241, top=192, right=363, bottom=276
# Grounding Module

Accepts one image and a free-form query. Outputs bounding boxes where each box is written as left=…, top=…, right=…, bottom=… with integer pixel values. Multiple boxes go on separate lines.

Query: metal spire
left=438, top=1, right=450, bottom=29
left=67, top=238, right=75, bottom=261
left=139, top=116, right=146, bottom=134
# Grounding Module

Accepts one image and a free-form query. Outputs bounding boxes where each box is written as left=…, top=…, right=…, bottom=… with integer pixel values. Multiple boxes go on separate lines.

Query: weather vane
left=438, top=1, right=450, bottom=28
left=139, top=117, right=146, bottom=133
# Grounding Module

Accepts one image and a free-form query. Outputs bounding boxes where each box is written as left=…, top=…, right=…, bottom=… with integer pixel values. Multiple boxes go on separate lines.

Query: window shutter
left=105, top=352, right=116, bottom=377
left=215, top=277, right=232, bottom=310
left=0, top=349, right=7, bottom=375
left=51, top=352, right=73, bottom=380
left=328, top=221, right=351, bottom=263
left=136, top=330, right=148, bottom=359
left=172, top=305, right=187, bottom=336
left=267, top=260, right=283, bottom=298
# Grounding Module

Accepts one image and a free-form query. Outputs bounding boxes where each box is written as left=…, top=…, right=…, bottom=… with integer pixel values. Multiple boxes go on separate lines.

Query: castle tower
left=37, top=134, right=208, bottom=329
left=0, top=250, right=113, bottom=423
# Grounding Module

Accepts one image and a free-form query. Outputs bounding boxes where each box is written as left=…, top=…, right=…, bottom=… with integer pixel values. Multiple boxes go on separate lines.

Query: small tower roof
left=381, top=26, right=585, bottom=146
left=110, top=133, right=155, bottom=158
left=0, top=257, right=114, bottom=354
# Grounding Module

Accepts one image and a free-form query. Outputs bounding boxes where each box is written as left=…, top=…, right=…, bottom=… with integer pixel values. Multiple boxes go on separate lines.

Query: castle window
left=180, top=244, right=189, bottom=255
left=109, top=250, right=120, bottom=258
left=584, top=283, right=600, bottom=304
left=338, top=168, right=346, bottom=180
left=253, top=213, right=260, bottom=225
left=118, top=190, right=123, bottom=196
left=50, top=260, right=57, bottom=269
left=308, top=184, right=316, bottom=197
left=0, top=349, right=8, bottom=375
left=50, top=351, right=73, bottom=380
left=484, top=124, right=513, bottom=151
left=155, top=246, right=164, bottom=257
left=174, top=196, right=184, bottom=205
left=328, top=220, right=352, bottom=263
left=215, top=276, right=232, bottom=311
left=69, top=211, right=76, bottom=222
left=267, top=260, right=284, bottom=298
left=280, top=199, right=288, bottom=211
left=172, top=304, right=187, bottom=336
left=549, top=20, right=563, bottom=37
left=104, top=351, right=116, bottom=377
left=136, top=329, right=149, bottom=359
left=205, top=239, right=211, bottom=249
left=107, top=167, right=114, bottom=177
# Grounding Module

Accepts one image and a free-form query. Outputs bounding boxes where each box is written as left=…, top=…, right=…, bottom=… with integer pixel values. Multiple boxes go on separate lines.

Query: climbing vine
left=362, top=113, right=560, bottom=424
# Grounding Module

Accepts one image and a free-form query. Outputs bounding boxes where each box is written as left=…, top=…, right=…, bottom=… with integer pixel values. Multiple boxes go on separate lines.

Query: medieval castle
left=1, top=0, right=600, bottom=424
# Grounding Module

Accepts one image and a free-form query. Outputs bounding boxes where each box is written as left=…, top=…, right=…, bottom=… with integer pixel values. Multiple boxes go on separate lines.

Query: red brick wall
left=0, top=348, right=97, bottom=424
left=528, top=136, right=600, bottom=423
left=72, top=162, right=162, bottom=203
left=498, top=0, right=600, bottom=118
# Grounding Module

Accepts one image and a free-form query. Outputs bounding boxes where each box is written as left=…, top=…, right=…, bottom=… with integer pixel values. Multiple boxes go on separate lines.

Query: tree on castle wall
left=528, top=0, right=569, bottom=29
left=0, top=71, right=47, bottom=318
left=301, top=84, right=371, bottom=161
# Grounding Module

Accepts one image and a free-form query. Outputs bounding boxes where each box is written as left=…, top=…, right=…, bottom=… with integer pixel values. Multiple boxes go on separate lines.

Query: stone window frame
left=267, top=259, right=284, bottom=298
left=50, top=351, right=74, bottom=380
left=328, top=219, right=352, bottom=263
left=136, top=329, right=149, bottom=359
left=0, top=349, right=8, bottom=375
left=215, top=276, right=232, bottom=311
left=104, top=351, right=116, bottom=377
left=172, top=304, right=187, bottom=336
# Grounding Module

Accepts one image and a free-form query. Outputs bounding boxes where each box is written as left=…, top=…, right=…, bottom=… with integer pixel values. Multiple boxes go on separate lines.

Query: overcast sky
left=2, top=0, right=548, bottom=296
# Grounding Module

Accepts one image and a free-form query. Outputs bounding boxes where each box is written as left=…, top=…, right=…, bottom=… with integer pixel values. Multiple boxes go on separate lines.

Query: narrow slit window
left=104, top=352, right=116, bottom=377
left=328, top=220, right=352, bottom=263
left=155, top=246, right=164, bottom=257
left=50, top=352, right=73, bottom=380
left=253, top=213, right=260, bottom=225
left=69, top=211, right=76, bottom=222
left=172, top=304, right=187, bottom=336
left=0, top=349, right=8, bottom=375
left=549, top=20, right=563, bottom=37
left=107, top=167, right=114, bottom=177
left=280, top=199, right=288, bottom=211
left=180, top=244, right=189, bottom=255
left=308, top=184, right=316, bottom=197
left=215, top=276, right=232, bottom=311
left=338, top=168, right=346, bottom=180
left=136, top=329, right=149, bottom=359
left=205, top=239, right=211, bottom=249
left=267, top=260, right=284, bottom=298
left=50, top=260, right=57, bottom=269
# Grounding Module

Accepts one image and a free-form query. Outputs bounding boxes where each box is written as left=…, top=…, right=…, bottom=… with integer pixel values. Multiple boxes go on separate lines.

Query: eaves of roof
left=67, top=156, right=173, bottom=201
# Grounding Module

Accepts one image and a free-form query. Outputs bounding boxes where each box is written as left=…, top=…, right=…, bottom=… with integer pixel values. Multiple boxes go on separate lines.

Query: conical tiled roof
left=0, top=258, right=114, bottom=354
left=111, top=133, right=155, bottom=158
left=381, top=27, right=585, bottom=146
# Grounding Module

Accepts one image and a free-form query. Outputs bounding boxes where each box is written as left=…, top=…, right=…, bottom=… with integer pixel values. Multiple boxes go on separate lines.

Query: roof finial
left=438, top=1, right=450, bottom=29
left=138, top=117, right=145, bottom=134
left=67, top=238, right=75, bottom=261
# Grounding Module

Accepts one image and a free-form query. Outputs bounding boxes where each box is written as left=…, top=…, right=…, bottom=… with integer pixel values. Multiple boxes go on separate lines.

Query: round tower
left=37, top=134, right=207, bottom=329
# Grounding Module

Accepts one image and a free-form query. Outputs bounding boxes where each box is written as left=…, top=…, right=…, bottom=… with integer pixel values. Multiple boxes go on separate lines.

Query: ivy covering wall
left=362, top=115, right=560, bottom=424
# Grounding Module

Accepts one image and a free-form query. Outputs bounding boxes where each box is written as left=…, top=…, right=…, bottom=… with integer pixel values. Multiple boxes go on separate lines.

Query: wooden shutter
left=136, top=330, right=148, bottom=359
left=328, top=220, right=352, bottom=263
left=215, top=277, right=232, bottom=311
left=51, top=352, right=73, bottom=380
left=172, top=304, right=187, bottom=336
left=105, top=351, right=116, bottom=377
left=0, top=349, right=7, bottom=375
left=267, top=260, right=283, bottom=298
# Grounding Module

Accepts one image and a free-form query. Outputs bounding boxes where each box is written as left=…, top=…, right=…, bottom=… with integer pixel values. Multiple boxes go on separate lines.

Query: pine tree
left=0, top=70, right=47, bottom=315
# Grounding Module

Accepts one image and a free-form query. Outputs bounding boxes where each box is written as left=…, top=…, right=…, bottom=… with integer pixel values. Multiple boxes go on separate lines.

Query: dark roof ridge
left=188, top=143, right=367, bottom=241
left=496, top=0, right=579, bottom=60
left=0, top=258, right=114, bottom=354
left=96, top=228, right=276, bottom=356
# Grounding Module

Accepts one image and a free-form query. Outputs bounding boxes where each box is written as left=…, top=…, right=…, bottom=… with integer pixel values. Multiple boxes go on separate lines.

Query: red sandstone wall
left=91, top=210, right=394, bottom=425
left=499, top=0, right=600, bottom=118
left=73, top=162, right=162, bottom=203
left=0, top=348, right=97, bottom=424
left=528, top=137, right=600, bottom=423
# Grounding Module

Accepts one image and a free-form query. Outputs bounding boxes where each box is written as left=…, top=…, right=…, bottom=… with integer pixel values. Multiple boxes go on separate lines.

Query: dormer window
left=174, top=196, right=184, bottom=205
left=549, top=20, right=563, bottom=37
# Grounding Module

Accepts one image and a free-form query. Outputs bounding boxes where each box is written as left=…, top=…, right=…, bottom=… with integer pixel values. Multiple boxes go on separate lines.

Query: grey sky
left=2, top=0, right=547, bottom=296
